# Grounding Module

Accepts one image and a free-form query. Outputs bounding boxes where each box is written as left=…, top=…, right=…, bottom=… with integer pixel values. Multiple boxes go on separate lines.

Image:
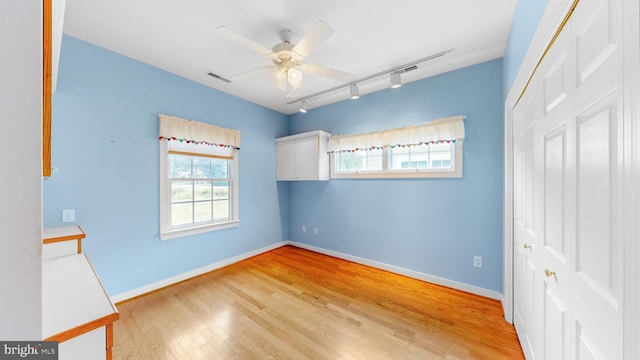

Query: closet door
left=570, top=0, right=623, bottom=357
left=512, top=0, right=624, bottom=358
left=537, top=22, right=574, bottom=360
left=513, top=79, right=540, bottom=360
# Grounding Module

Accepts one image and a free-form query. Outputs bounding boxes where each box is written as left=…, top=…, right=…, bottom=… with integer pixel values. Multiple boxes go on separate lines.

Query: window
left=332, top=142, right=461, bottom=179
left=169, top=152, right=231, bottom=226
left=329, top=116, right=465, bottom=179
left=159, top=114, right=239, bottom=240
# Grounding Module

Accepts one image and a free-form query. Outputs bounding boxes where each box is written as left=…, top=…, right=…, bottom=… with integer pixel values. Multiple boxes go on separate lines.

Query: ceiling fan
left=216, top=20, right=351, bottom=95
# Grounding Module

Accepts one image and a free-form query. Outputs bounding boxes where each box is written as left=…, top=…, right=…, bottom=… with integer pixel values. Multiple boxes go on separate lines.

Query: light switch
left=62, top=209, right=75, bottom=223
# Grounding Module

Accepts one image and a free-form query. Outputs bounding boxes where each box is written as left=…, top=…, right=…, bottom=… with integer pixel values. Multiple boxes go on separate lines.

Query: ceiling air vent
left=402, top=65, right=418, bottom=73
left=207, top=72, right=231, bottom=83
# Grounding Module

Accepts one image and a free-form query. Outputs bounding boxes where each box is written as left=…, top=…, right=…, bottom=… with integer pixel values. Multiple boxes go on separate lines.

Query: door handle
left=523, top=244, right=532, bottom=250
left=544, top=269, right=556, bottom=277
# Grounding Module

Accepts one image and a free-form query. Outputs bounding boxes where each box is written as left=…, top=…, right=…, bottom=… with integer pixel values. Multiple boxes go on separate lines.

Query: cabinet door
left=294, top=135, right=319, bottom=180
left=276, top=139, right=296, bottom=180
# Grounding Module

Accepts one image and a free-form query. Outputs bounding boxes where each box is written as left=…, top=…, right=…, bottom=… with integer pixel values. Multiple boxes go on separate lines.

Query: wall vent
left=207, top=72, right=231, bottom=83
left=402, top=65, right=418, bottom=73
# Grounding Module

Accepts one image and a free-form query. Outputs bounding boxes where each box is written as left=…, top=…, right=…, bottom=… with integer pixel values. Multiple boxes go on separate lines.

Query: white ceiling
left=62, top=0, right=517, bottom=115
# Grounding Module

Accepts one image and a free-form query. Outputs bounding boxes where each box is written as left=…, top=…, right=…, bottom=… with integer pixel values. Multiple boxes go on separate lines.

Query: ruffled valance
left=327, top=115, right=465, bottom=153
left=158, top=114, right=240, bottom=150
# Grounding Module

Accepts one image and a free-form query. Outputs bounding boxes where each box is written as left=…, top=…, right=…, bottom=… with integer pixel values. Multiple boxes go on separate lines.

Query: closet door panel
left=574, top=99, right=622, bottom=359
left=572, top=0, right=623, bottom=358
left=513, top=84, right=540, bottom=360
left=538, top=21, right=575, bottom=359
left=544, top=284, right=568, bottom=360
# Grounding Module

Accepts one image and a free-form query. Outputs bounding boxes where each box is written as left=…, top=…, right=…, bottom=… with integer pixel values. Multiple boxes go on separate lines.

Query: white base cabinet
left=42, top=226, right=118, bottom=360
left=276, top=130, right=331, bottom=181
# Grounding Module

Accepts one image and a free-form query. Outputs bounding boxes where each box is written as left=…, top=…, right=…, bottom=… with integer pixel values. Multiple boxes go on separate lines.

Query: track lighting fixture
left=286, top=49, right=455, bottom=109
left=390, top=71, right=402, bottom=89
left=350, top=84, right=360, bottom=100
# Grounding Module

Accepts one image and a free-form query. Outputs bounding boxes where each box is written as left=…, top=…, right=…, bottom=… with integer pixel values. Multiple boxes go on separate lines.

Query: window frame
left=330, top=142, right=463, bottom=179
left=159, top=140, right=239, bottom=241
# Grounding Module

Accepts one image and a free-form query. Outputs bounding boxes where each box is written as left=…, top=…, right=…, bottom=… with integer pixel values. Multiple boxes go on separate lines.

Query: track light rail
left=286, top=48, right=454, bottom=105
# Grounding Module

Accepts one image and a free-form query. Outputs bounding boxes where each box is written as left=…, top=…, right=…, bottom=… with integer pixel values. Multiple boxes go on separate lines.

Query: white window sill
left=160, top=220, right=239, bottom=241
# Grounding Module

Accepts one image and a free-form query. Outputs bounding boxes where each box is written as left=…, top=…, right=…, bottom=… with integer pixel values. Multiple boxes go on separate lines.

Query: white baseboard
left=110, top=240, right=502, bottom=304
left=110, top=241, right=288, bottom=303
left=287, top=241, right=503, bottom=301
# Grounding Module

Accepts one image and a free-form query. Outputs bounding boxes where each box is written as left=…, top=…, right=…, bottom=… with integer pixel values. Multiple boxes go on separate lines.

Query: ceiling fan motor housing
left=272, top=41, right=301, bottom=68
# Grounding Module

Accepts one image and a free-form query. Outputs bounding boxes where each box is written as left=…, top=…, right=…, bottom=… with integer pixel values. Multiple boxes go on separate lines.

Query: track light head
left=299, top=100, right=308, bottom=113
left=350, top=84, right=360, bottom=100
left=390, top=71, right=402, bottom=89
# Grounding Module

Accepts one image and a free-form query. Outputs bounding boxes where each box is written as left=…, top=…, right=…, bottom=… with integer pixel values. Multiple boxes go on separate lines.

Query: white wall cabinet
left=276, top=130, right=331, bottom=181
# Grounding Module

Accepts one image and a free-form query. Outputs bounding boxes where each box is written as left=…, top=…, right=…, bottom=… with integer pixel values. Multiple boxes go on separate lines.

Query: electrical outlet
left=301, top=225, right=306, bottom=233
left=313, top=228, right=318, bottom=236
left=62, top=209, right=75, bottom=223
left=473, top=256, right=483, bottom=268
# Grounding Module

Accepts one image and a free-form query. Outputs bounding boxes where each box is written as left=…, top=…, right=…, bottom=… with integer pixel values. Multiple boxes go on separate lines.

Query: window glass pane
left=393, top=147, right=411, bottom=155
left=392, top=145, right=428, bottom=170
left=212, top=181, right=229, bottom=200
left=192, top=158, right=211, bottom=178
left=171, top=181, right=193, bottom=202
left=194, top=201, right=212, bottom=222
left=212, top=159, right=228, bottom=178
left=171, top=203, right=192, bottom=226
left=411, top=145, right=429, bottom=169
left=336, top=149, right=383, bottom=172
left=431, top=143, right=453, bottom=169
left=194, top=181, right=212, bottom=201
left=390, top=143, right=453, bottom=170
left=213, top=200, right=229, bottom=220
left=365, top=152, right=383, bottom=170
left=169, top=156, right=191, bottom=178
left=337, top=152, right=359, bottom=172
left=392, top=152, right=410, bottom=169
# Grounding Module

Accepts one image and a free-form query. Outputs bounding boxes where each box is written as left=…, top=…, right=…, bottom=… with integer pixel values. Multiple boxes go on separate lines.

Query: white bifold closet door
left=512, top=0, right=624, bottom=358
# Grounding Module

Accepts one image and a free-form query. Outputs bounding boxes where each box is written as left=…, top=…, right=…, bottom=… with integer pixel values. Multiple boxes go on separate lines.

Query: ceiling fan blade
left=292, top=20, right=334, bottom=58
left=216, top=26, right=274, bottom=58
left=232, top=66, right=289, bottom=91
left=231, top=66, right=278, bottom=81
left=300, top=64, right=351, bottom=82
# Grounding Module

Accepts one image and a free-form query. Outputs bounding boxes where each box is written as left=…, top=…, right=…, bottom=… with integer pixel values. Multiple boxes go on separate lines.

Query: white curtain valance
left=158, top=114, right=240, bottom=150
left=327, top=115, right=465, bottom=153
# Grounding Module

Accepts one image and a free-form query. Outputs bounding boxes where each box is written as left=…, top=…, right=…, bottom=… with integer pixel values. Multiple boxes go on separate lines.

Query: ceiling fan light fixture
left=287, top=67, right=303, bottom=86
left=349, top=84, right=360, bottom=100
left=299, top=100, right=308, bottom=113
left=390, top=71, right=402, bottom=89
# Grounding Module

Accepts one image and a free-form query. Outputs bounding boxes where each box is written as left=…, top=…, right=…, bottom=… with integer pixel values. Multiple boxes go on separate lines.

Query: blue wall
left=47, top=34, right=518, bottom=297
left=44, top=36, right=289, bottom=296
left=503, top=0, right=549, bottom=95
left=288, top=59, right=505, bottom=292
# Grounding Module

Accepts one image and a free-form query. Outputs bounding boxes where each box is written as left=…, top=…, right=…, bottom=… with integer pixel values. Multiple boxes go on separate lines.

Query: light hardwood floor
left=113, top=246, right=524, bottom=359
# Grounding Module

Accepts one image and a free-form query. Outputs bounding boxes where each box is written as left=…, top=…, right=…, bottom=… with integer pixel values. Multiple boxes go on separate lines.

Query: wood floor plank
left=113, top=246, right=523, bottom=359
